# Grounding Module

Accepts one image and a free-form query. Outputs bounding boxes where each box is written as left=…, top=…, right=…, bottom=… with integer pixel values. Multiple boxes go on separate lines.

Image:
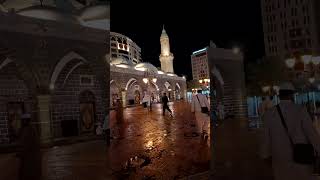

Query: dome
left=17, top=5, right=80, bottom=24
left=110, top=57, right=133, bottom=66
left=1, top=0, right=56, bottom=11
left=135, top=63, right=158, bottom=74
left=78, top=5, right=109, bottom=21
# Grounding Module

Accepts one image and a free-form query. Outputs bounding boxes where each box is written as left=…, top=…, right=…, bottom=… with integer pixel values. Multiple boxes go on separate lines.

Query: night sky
left=111, top=1, right=265, bottom=80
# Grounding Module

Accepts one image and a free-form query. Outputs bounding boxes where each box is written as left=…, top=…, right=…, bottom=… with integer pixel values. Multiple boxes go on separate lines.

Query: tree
left=246, top=56, right=287, bottom=96
left=187, top=80, right=200, bottom=91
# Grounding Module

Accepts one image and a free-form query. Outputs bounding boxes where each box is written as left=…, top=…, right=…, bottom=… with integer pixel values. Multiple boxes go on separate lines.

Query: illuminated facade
left=159, top=26, right=174, bottom=73
left=110, top=32, right=142, bottom=65
left=261, top=0, right=320, bottom=58
left=191, top=47, right=209, bottom=80
left=110, top=29, right=186, bottom=107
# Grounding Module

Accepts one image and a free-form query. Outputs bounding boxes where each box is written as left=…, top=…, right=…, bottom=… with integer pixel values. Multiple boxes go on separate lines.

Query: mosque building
left=110, top=27, right=187, bottom=107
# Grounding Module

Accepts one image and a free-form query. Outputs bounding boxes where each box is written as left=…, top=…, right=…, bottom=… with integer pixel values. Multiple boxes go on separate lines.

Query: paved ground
left=108, top=101, right=211, bottom=179
left=0, top=101, right=210, bottom=180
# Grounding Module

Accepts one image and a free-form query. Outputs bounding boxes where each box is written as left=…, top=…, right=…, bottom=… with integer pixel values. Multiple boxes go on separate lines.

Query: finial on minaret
left=162, top=24, right=166, bottom=34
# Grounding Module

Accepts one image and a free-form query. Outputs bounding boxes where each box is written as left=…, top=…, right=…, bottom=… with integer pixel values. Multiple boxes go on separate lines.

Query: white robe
left=262, top=100, right=320, bottom=180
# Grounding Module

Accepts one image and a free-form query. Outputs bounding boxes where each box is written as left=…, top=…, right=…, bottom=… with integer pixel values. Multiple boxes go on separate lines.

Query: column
left=173, top=90, right=176, bottom=101
left=121, top=90, right=126, bottom=107
left=37, top=95, right=52, bottom=144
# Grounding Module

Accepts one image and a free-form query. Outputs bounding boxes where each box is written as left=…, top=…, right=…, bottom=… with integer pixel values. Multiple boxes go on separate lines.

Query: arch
left=61, top=61, right=84, bottom=87
left=164, top=81, right=171, bottom=90
left=125, top=78, right=137, bottom=91
left=0, top=57, right=13, bottom=71
left=150, top=81, right=159, bottom=91
left=50, top=51, right=87, bottom=89
left=175, top=83, right=181, bottom=90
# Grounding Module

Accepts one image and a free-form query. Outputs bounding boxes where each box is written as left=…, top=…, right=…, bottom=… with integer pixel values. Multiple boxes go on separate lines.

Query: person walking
left=162, top=92, right=173, bottom=117
left=261, top=82, right=320, bottom=180
left=18, top=114, right=42, bottom=180
left=191, top=89, right=210, bottom=137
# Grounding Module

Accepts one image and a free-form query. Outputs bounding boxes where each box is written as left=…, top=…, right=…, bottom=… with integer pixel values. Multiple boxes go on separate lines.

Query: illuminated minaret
left=159, top=25, right=174, bottom=73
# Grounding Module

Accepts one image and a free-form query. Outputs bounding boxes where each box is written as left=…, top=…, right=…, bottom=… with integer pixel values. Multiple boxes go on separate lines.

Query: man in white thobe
left=191, top=90, right=210, bottom=135
left=262, top=82, right=320, bottom=180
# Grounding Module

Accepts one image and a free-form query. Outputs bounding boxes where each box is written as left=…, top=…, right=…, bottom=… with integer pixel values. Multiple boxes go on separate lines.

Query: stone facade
left=110, top=65, right=187, bottom=107
left=0, top=12, right=109, bottom=144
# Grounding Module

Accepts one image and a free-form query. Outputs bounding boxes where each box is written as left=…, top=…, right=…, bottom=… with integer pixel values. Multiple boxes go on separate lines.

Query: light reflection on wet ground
left=109, top=101, right=210, bottom=179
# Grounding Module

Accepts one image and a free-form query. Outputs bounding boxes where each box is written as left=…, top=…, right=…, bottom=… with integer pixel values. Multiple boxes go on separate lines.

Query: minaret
left=159, top=25, right=174, bottom=73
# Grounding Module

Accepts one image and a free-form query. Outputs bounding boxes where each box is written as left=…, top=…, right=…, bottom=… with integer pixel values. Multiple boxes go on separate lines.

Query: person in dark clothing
left=162, top=93, right=173, bottom=117
left=18, top=114, right=42, bottom=180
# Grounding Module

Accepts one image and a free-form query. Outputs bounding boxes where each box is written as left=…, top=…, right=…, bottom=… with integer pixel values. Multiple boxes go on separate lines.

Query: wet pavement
left=0, top=101, right=210, bottom=180
left=108, top=101, right=210, bottom=179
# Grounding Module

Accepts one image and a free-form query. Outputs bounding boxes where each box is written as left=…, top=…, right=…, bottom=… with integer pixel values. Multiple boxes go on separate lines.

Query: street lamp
left=285, top=58, right=296, bottom=69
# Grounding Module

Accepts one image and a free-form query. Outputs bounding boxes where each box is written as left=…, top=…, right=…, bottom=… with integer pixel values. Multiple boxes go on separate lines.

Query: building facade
left=110, top=32, right=142, bottom=65
left=0, top=1, right=109, bottom=144
left=261, top=0, right=320, bottom=79
left=261, top=0, right=320, bottom=58
left=110, top=28, right=187, bottom=107
left=191, top=47, right=210, bottom=80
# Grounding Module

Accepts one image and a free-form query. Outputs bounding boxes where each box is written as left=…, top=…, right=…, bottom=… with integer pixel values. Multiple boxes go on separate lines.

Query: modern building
left=261, top=0, right=320, bottom=78
left=261, top=0, right=320, bottom=57
left=110, top=32, right=142, bottom=65
left=110, top=27, right=187, bottom=107
left=0, top=0, right=109, bottom=144
left=191, top=47, right=209, bottom=81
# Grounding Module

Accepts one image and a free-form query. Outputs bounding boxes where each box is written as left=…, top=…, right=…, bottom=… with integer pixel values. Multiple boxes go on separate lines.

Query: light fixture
left=262, top=86, right=270, bottom=93
left=207, top=79, right=210, bottom=83
left=285, top=58, right=296, bottom=68
left=199, top=79, right=203, bottom=83
left=143, top=78, right=148, bottom=84
left=302, top=55, right=312, bottom=65
left=309, top=77, right=315, bottom=84
left=152, top=78, right=157, bottom=83
left=312, top=56, right=320, bottom=65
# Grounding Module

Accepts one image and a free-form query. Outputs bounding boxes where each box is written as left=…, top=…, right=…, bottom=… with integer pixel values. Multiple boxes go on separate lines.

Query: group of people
left=260, top=83, right=320, bottom=180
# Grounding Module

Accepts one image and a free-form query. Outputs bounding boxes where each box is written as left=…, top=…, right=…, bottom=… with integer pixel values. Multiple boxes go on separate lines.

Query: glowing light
left=199, top=79, right=203, bottom=83
left=262, top=86, right=270, bottom=93
left=158, top=71, right=165, bottom=74
left=312, top=56, right=320, bottom=65
left=302, top=55, right=312, bottom=65
left=143, top=78, right=148, bottom=84
left=285, top=58, right=296, bottom=68
left=192, top=48, right=207, bottom=55
left=152, top=78, right=157, bottom=83
left=167, top=73, right=174, bottom=76
left=116, top=64, right=129, bottom=68
left=232, top=47, right=240, bottom=54
left=309, top=77, right=315, bottom=84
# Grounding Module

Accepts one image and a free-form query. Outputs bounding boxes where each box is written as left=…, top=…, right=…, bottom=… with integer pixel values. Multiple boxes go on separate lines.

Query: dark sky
left=111, top=0, right=265, bottom=80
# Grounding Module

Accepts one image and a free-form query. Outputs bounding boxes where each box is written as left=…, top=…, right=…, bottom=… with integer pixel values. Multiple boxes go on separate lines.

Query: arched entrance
left=79, top=90, right=95, bottom=134
left=125, top=78, right=143, bottom=105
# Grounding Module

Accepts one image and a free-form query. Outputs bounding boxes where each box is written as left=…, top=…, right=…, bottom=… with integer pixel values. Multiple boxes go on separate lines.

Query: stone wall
left=0, top=63, right=34, bottom=143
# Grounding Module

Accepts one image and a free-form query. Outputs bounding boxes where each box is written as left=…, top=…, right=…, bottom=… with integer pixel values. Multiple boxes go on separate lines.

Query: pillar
left=36, top=95, right=52, bottom=144
left=121, top=90, right=126, bottom=107
left=173, top=90, right=176, bottom=101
